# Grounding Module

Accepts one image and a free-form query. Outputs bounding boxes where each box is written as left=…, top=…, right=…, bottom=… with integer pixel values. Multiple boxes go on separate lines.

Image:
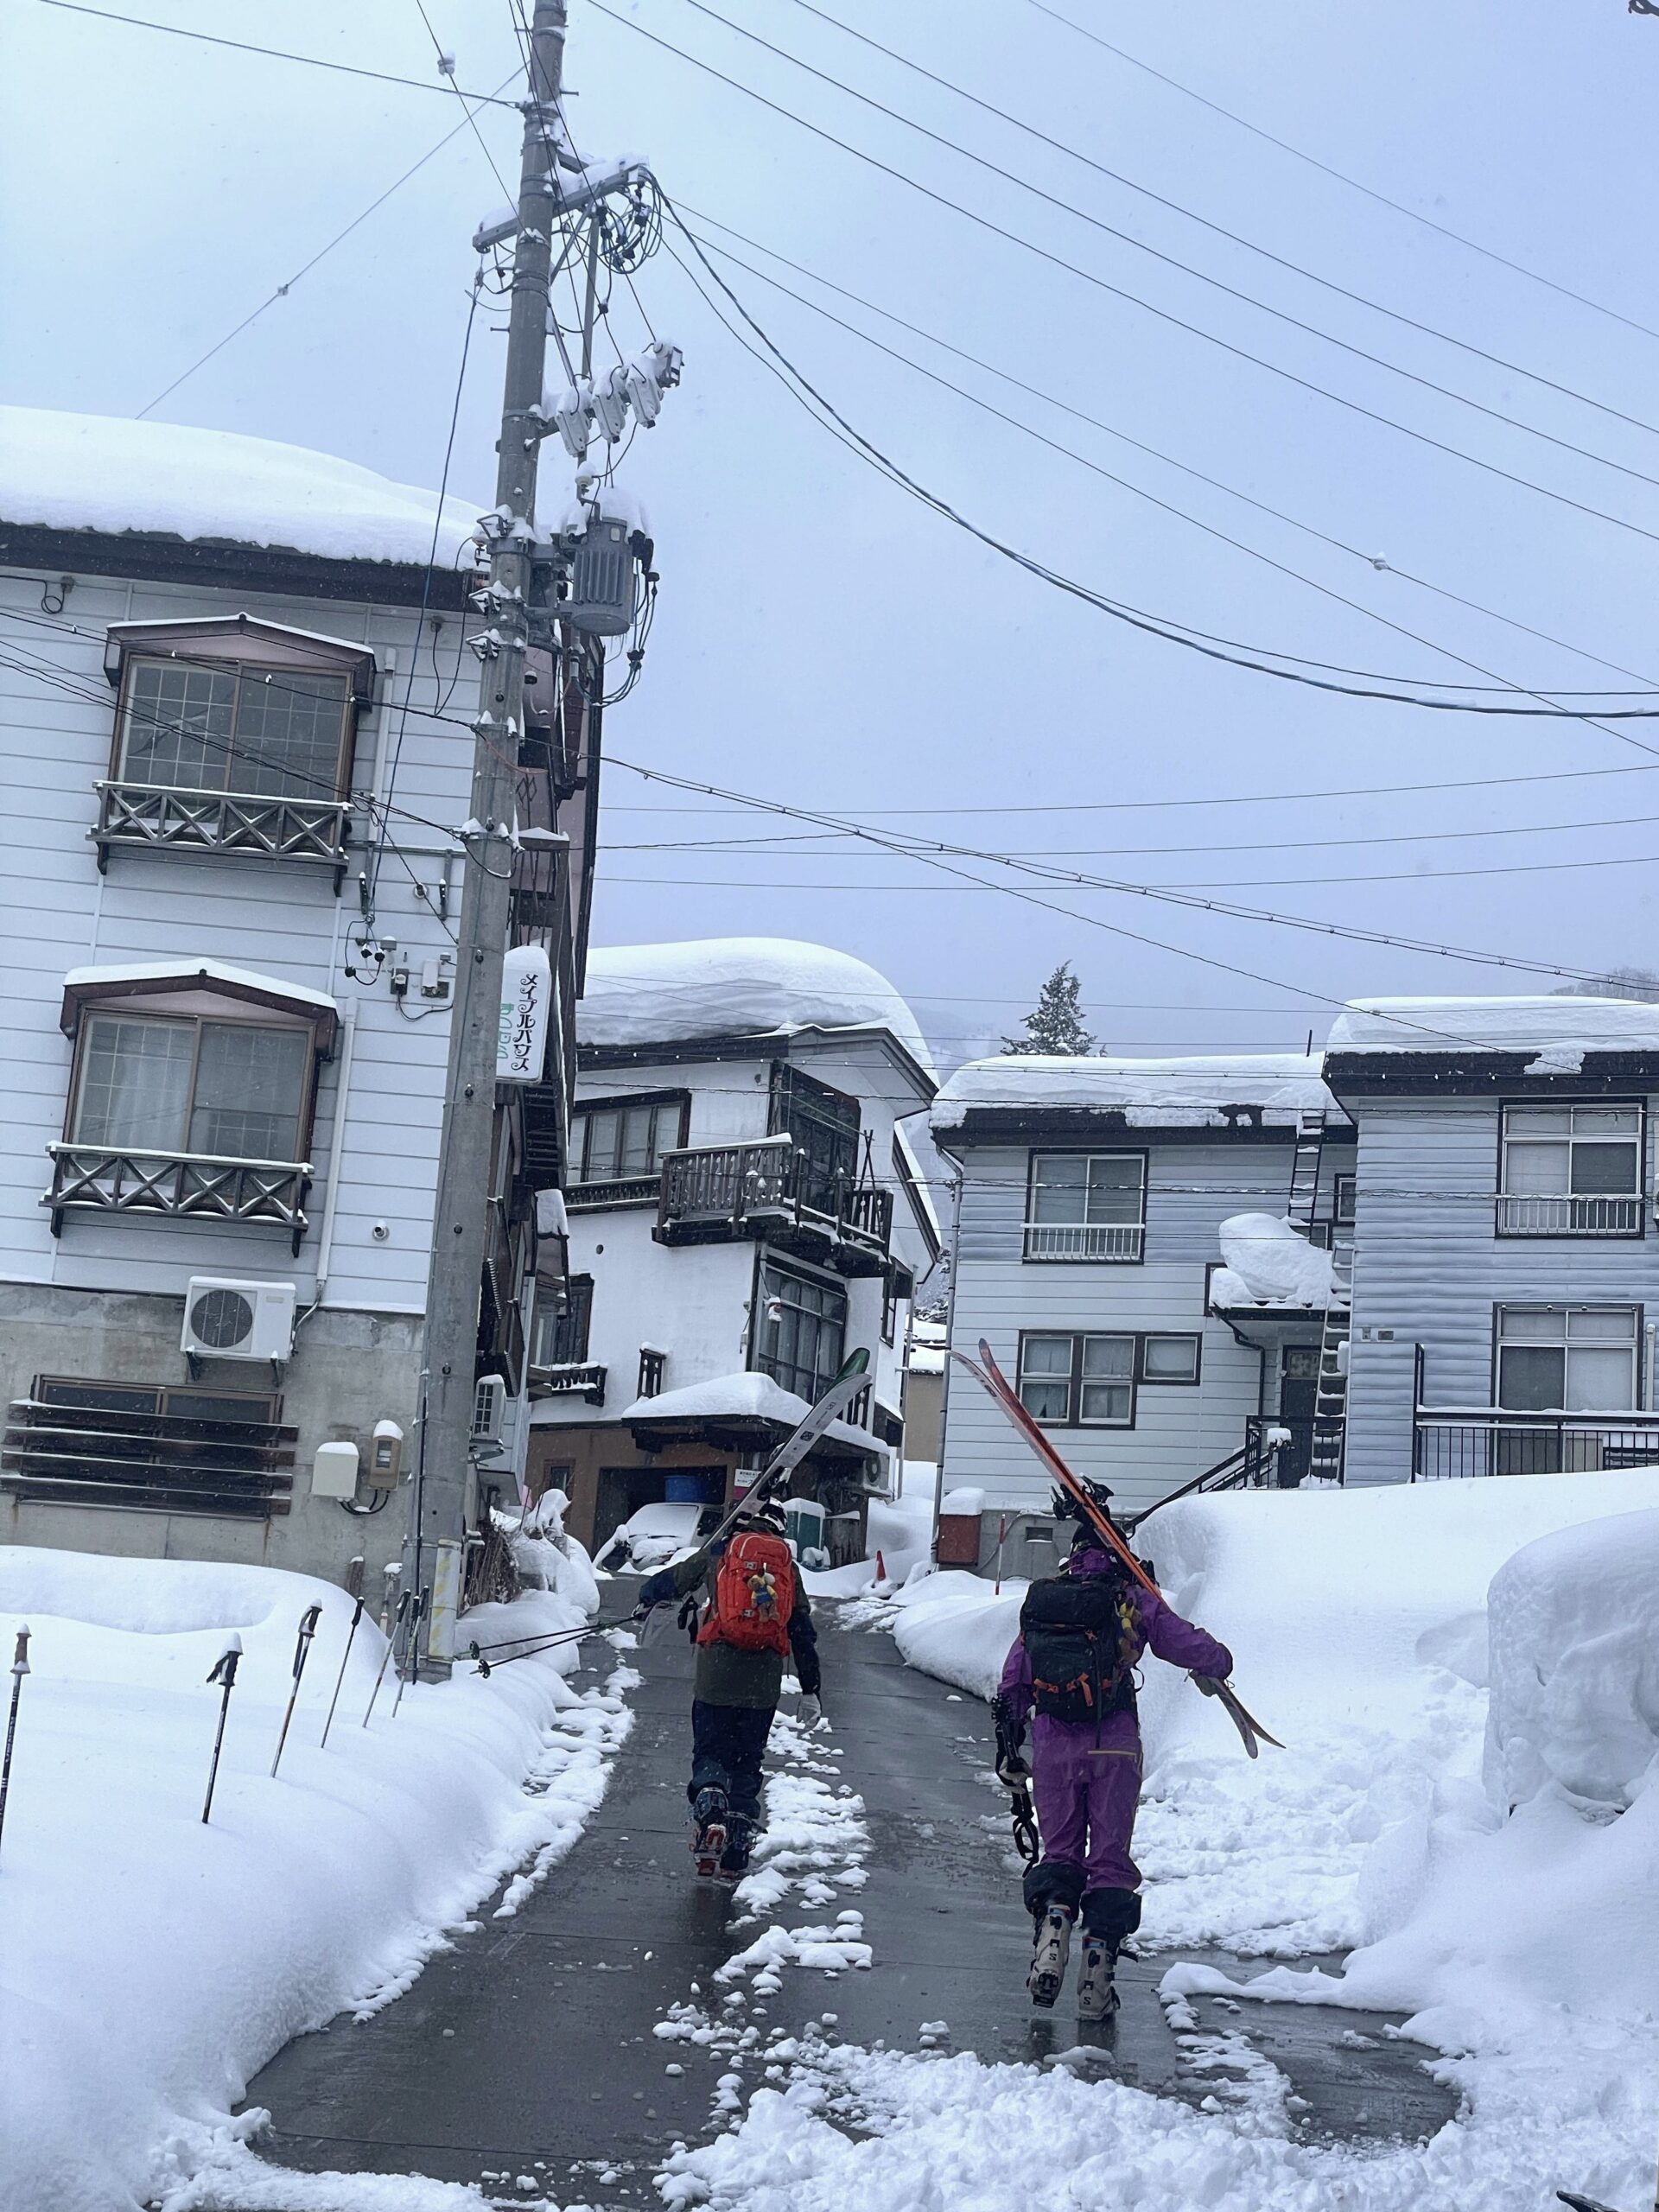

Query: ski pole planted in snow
left=320, top=1595, right=366, bottom=1750
left=391, top=1586, right=427, bottom=1719
left=270, top=1604, right=322, bottom=1778
left=0, top=1624, right=31, bottom=1862
left=363, top=1588, right=411, bottom=1728
left=201, top=1635, right=243, bottom=1824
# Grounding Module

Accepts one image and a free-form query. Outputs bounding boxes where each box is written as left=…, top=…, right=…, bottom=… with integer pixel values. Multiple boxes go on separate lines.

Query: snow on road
left=0, top=1538, right=628, bottom=2212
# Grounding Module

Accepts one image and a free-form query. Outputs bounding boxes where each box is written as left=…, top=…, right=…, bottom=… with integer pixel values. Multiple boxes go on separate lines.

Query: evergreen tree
left=1003, top=963, right=1096, bottom=1055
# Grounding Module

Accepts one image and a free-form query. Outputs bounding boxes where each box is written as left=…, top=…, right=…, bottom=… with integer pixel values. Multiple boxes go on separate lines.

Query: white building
left=524, top=938, right=941, bottom=1560
left=0, top=407, right=594, bottom=1586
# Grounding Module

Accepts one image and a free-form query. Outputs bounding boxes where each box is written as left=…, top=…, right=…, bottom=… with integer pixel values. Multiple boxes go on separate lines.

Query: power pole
left=403, top=0, right=569, bottom=1663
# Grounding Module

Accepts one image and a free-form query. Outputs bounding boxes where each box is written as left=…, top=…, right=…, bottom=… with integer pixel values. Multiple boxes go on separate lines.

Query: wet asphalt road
left=228, top=1597, right=1452, bottom=2203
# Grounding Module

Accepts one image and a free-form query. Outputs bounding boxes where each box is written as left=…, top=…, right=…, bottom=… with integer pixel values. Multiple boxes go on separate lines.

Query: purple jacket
left=998, top=1545, right=1233, bottom=1754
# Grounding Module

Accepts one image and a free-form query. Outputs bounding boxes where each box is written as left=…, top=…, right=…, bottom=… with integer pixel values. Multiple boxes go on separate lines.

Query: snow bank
left=1327, top=993, right=1659, bottom=1057
left=931, top=1051, right=1332, bottom=1130
left=578, top=938, right=936, bottom=1079
left=1210, top=1212, right=1335, bottom=1308
left=0, top=405, right=484, bottom=568
left=889, top=1573, right=1023, bottom=1699
left=0, top=1542, right=616, bottom=2212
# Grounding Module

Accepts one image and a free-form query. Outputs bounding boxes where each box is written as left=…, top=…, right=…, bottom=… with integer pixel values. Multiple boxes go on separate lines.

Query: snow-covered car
left=599, top=1500, right=705, bottom=1573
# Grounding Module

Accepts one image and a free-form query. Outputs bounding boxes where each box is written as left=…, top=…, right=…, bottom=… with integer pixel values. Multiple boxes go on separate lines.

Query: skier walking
left=639, top=1496, right=822, bottom=1879
left=994, top=1496, right=1233, bottom=2019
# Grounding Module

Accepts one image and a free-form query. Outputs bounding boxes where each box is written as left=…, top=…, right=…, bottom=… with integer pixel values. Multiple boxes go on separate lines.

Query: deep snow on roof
left=0, top=404, right=484, bottom=569
left=578, top=938, right=936, bottom=1081
left=1327, top=996, right=1659, bottom=1058
left=931, top=1052, right=1333, bottom=1130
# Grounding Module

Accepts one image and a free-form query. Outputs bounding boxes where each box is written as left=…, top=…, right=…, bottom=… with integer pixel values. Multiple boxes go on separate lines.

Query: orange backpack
left=697, top=1529, right=796, bottom=1655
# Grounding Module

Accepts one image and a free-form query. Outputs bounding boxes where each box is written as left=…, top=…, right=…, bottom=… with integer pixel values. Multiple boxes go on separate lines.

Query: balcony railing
left=1414, top=1406, right=1659, bottom=1480
left=1496, top=1193, right=1643, bottom=1237
left=1023, top=1220, right=1145, bottom=1262
left=45, top=1142, right=311, bottom=1255
left=528, top=1358, right=607, bottom=1405
left=92, top=780, right=350, bottom=887
left=2, top=1396, right=296, bottom=1518
left=567, top=1173, right=662, bottom=1211
left=656, top=1139, right=893, bottom=1274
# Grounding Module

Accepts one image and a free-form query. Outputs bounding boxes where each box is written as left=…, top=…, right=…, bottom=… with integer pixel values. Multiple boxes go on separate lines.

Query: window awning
left=60, top=960, right=339, bottom=1053
left=102, top=613, right=376, bottom=699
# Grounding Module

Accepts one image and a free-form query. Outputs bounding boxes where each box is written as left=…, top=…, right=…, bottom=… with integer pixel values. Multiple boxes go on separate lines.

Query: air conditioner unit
left=181, top=1278, right=297, bottom=1362
left=472, top=1373, right=508, bottom=1444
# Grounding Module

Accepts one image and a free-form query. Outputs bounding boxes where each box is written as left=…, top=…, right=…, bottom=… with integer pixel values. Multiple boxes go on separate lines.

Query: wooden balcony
left=45, top=1142, right=311, bottom=1255
left=2, top=1395, right=296, bottom=1518
left=92, top=780, right=351, bottom=890
left=528, top=1359, right=607, bottom=1405
left=655, top=1139, right=893, bottom=1276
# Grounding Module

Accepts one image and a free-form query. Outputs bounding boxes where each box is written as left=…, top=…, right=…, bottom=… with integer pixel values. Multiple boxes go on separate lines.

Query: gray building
left=1327, top=995, right=1659, bottom=1486
left=931, top=1054, right=1354, bottom=1566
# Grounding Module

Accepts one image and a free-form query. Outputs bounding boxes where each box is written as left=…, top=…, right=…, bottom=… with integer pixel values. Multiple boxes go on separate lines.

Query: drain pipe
left=298, top=1002, right=358, bottom=1327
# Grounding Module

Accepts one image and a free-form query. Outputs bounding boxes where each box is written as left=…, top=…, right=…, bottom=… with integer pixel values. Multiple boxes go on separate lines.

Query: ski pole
left=363, top=1588, right=411, bottom=1727
left=0, top=1625, right=31, bottom=1863
left=202, top=1635, right=243, bottom=1824
left=391, top=1587, right=427, bottom=1719
left=1009, top=1777, right=1039, bottom=1866
left=270, top=1605, right=322, bottom=1778
left=320, top=1596, right=365, bottom=1750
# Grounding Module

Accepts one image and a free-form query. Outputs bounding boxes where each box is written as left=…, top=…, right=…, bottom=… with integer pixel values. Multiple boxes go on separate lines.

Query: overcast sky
left=6, top=0, right=1659, bottom=1073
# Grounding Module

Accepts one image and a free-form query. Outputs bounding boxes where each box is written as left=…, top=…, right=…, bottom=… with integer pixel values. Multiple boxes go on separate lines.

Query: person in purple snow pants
left=994, top=1509, right=1232, bottom=2019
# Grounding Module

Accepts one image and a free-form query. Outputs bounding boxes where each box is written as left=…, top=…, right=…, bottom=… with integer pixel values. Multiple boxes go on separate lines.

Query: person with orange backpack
left=638, top=1496, right=822, bottom=1878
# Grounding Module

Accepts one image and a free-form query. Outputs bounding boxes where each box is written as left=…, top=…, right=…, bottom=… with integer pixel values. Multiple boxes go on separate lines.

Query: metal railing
left=44, top=1141, right=311, bottom=1252
left=1128, top=1414, right=1337, bottom=1531
left=657, top=1140, right=893, bottom=1262
left=1413, top=1407, right=1659, bottom=1480
left=1022, top=1220, right=1144, bottom=1262
left=1496, top=1193, right=1643, bottom=1236
left=92, top=780, right=350, bottom=880
left=2, top=1395, right=296, bottom=1518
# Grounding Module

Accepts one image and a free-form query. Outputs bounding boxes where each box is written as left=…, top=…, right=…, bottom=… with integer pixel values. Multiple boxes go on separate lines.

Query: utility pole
left=403, top=0, right=569, bottom=1664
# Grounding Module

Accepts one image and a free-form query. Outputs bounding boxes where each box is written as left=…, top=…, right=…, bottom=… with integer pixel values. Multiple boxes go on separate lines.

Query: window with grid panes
left=1498, top=1103, right=1643, bottom=1233
left=754, top=1261, right=847, bottom=1402
left=1025, top=1153, right=1146, bottom=1260
left=575, top=1096, right=684, bottom=1183
left=73, top=1014, right=311, bottom=1162
left=1016, top=1332, right=1136, bottom=1426
left=118, top=658, right=351, bottom=802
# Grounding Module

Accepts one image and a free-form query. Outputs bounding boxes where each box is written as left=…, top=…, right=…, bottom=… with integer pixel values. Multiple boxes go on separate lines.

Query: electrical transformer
left=563, top=514, right=639, bottom=637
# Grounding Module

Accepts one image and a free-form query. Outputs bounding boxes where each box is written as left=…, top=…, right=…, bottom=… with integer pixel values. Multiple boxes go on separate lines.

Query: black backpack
left=1020, top=1573, right=1136, bottom=1725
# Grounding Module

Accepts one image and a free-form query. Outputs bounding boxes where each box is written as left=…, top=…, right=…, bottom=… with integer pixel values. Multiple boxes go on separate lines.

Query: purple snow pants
left=1033, top=1727, right=1142, bottom=1893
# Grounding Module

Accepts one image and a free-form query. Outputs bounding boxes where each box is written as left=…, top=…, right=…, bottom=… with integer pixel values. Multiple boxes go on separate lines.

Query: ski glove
left=797, top=1694, right=823, bottom=1729
left=996, top=1751, right=1032, bottom=1788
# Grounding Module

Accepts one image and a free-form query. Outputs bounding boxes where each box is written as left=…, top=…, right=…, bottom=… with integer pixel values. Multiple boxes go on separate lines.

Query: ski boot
left=1075, top=1938, right=1120, bottom=2024
left=715, top=1814, right=755, bottom=1885
left=1027, top=1905, right=1075, bottom=2009
left=691, top=1786, right=729, bottom=1878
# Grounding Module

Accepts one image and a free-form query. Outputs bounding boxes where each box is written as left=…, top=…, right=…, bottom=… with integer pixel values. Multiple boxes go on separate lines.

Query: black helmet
left=1051, top=1479, right=1114, bottom=1526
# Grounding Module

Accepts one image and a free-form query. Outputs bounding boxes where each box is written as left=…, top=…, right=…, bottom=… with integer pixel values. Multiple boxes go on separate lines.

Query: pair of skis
left=952, top=1339, right=1283, bottom=1760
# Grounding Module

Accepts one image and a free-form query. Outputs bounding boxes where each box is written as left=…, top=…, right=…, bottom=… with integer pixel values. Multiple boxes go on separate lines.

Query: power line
left=1022, top=0, right=1659, bottom=350
left=29, top=0, right=520, bottom=106
left=658, top=207, right=1659, bottom=748
left=750, top=0, right=1659, bottom=453
left=593, top=0, right=1659, bottom=545
left=135, top=65, right=521, bottom=417
left=416, top=0, right=514, bottom=202
left=605, top=753, right=1629, bottom=1003
left=679, top=200, right=1659, bottom=696
left=683, top=214, right=1659, bottom=702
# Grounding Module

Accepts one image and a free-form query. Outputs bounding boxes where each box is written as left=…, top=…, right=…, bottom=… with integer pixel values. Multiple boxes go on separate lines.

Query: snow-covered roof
left=0, top=405, right=483, bottom=569
left=578, top=938, right=936, bottom=1084
left=931, top=1052, right=1333, bottom=1131
left=60, top=959, right=338, bottom=1013
left=1210, top=1213, right=1335, bottom=1312
left=1327, top=996, right=1659, bottom=1064
left=614, top=1367, right=879, bottom=1455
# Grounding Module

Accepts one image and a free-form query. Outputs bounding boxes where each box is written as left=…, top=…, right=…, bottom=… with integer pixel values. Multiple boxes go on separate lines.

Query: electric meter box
left=312, top=1440, right=361, bottom=1500
left=564, top=517, right=638, bottom=636
left=368, top=1419, right=404, bottom=1489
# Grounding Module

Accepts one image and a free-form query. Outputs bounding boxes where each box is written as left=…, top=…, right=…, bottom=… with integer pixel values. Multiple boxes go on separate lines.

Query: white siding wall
left=938, top=1133, right=1351, bottom=1518
left=0, top=564, right=468, bottom=1313
left=1344, top=1093, right=1659, bottom=1485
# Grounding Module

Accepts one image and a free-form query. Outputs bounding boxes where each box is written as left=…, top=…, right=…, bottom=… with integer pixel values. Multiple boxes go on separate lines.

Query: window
left=2, top=1375, right=289, bottom=1520
left=754, top=1260, right=847, bottom=1402
left=533, top=1277, right=593, bottom=1369
left=573, top=1094, right=687, bottom=1185
left=881, top=1275, right=899, bottom=1347
left=1140, top=1333, right=1200, bottom=1384
left=1499, top=1103, right=1643, bottom=1235
left=118, top=656, right=352, bottom=802
left=1017, top=1332, right=1135, bottom=1427
left=73, top=1013, right=310, bottom=1162
left=1025, top=1153, right=1146, bottom=1262
left=1333, top=1173, right=1357, bottom=1225
left=770, top=1065, right=860, bottom=1211
left=1496, top=1306, right=1639, bottom=1414
left=638, top=1347, right=665, bottom=1399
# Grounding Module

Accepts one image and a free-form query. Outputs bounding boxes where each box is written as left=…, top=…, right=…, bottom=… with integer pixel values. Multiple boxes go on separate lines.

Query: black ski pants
left=689, top=1698, right=774, bottom=1825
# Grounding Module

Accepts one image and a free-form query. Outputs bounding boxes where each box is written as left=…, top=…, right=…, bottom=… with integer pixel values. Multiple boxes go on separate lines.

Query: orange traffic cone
left=874, top=1550, right=887, bottom=1583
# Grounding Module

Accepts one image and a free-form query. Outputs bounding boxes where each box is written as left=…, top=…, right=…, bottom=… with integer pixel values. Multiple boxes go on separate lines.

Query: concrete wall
left=0, top=1280, right=418, bottom=1583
